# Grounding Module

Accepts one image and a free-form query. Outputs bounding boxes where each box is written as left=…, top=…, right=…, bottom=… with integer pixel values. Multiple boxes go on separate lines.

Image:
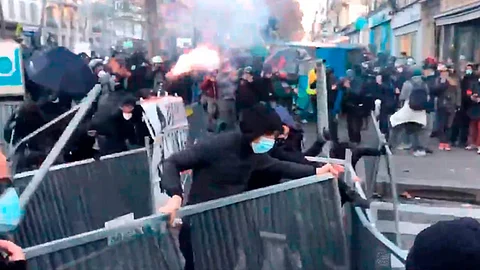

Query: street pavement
left=303, top=116, right=480, bottom=269
left=302, top=116, right=480, bottom=201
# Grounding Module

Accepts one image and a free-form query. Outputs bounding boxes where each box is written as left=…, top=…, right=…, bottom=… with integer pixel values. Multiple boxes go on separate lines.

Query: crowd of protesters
left=3, top=42, right=480, bottom=269
left=302, top=52, right=480, bottom=157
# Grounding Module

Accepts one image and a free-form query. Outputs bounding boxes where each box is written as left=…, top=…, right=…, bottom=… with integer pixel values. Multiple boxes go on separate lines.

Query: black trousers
left=346, top=113, right=363, bottom=143
left=450, top=109, right=469, bottom=145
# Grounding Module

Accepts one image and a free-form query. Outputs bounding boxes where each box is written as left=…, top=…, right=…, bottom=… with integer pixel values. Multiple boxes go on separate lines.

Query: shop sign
left=391, top=3, right=421, bottom=29
left=368, top=7, right=392, bottom=28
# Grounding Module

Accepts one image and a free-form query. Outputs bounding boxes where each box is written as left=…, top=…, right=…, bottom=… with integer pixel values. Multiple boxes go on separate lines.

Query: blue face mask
left=466, top=70, right=473, bottom=75
left=251, top=137, right=275, bottom=154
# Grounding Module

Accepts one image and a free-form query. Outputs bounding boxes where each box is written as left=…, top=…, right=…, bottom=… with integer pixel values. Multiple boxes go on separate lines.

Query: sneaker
left=397, top=143, right=412, bottom=150
left=444, top=144, right=451, bottom=151
left=477, top=148, right=480, bottom=155
left=413, top=150, right=427, bottom=157
left=466, top=145, right=475, bottom=150
left=438, top=143, right=445, bottom=150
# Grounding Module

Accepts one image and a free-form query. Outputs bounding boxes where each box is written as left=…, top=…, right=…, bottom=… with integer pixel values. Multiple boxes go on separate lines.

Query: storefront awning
left=435, top=3, right=480, bottom=26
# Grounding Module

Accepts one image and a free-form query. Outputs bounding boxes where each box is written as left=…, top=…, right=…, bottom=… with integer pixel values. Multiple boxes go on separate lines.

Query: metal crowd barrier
left=12, top=149, right=152, bottom=248
left=25, top=174, right=349, bottom=270
left=363, top=112, right=401, bottom=246
left=21, top=162, right=407, bottom=270
left=0, top=100, right=22, bottom=151
left=346, top=153, right=407, bottom=269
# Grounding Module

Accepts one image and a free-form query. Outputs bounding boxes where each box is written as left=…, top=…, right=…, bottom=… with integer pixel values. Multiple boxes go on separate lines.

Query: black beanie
left=121, top=95, right=137, bottom=107
left=240, top=103, right=283, bottom=139
left=406, top=217, right=480, bottom=270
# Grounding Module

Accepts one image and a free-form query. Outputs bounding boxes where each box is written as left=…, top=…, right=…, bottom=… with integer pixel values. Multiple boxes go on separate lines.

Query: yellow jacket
left=306, top=69, right=317, bottom=95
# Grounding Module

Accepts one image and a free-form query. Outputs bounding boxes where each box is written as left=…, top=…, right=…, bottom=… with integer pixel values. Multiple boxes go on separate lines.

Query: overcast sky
left=297, top=0, right=325, bottom=38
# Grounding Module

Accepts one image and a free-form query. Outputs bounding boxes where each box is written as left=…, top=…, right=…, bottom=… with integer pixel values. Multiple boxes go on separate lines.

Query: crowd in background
left=3, top=43, right=480, bottom=269
left=305, top=52, right=480, bottom=157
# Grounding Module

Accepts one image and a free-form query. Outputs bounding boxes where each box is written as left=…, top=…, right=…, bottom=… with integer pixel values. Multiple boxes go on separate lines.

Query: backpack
left=408, top=80, right=428, bottom=111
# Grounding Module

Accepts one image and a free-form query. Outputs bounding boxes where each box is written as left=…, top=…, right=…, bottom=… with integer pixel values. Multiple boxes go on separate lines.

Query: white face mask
left=122, top=112, right=133, bottom=120
left=98, top=70, right=107, bottom=77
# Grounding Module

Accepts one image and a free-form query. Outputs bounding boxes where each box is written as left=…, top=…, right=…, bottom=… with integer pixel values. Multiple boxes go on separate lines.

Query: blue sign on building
left=0, top=41, right=25, bottom=97
left=368, top=8, right=393, bottom=54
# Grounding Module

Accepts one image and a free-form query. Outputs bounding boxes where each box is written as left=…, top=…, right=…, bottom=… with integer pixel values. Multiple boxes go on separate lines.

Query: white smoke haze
left=190, top=0, right=270, bottom=48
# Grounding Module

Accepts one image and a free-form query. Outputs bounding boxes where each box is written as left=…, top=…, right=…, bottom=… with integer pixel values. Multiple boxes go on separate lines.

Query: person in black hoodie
left=255, top=65, right=276, bottom=103
left=247, top=116, right=371, bottom=208
left=92, top=96, right=146, bottom=155
left=235, top=66, right=258, bottom=115
left=342, top=75, right=365, bottom=144
left=452, top=63, right=478, bottom=147
left=377, top=71, right=397, bottom=138
left=159, top=103, right=340, bottom=270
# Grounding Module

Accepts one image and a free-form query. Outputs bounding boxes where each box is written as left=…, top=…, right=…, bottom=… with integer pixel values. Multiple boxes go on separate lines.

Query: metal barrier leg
left=19, top=85, right=102, bottom=209
left=369, top=112, right=401, bottom=246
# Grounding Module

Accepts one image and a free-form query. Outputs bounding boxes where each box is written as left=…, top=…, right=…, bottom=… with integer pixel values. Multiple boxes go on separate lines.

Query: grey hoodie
left=399, top=76, right=428, bottom=102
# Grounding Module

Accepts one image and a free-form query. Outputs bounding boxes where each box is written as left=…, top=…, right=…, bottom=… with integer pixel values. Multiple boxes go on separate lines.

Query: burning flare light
left=170, top=47, right=220, bottom=77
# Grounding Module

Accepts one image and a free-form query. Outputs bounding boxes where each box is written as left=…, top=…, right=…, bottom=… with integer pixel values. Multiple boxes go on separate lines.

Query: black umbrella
left=25, top=47, right=96, bottom=99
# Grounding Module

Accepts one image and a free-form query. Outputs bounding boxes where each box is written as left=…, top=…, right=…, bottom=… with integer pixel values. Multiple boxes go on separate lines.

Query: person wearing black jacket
left=377, top=72, right=397, bottom=138
left=255, top=65, right=276, bottom=103
left=342, top=77, right=365, bottom=144
left=92, top=96, right=147, bottom=155
left=235, top=67, right=259, bottom=115
left=247, top=114, right=374, bottom=209
left=159, top=104, right=340, bottom=270
left=452, top=63, right=478, bottom=146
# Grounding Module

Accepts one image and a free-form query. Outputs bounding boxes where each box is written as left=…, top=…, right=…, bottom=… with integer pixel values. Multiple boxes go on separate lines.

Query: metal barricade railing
left=0, top=101, right=22, bottom=152
left=20, top=157, right=407, bottom=269
left=12, top=148, right=152, bottom=248
left=364, top=112, right=401, bottom=246
left=346, top=153, right=407, bottom=269
left=24, top=174, right=349, bottom=270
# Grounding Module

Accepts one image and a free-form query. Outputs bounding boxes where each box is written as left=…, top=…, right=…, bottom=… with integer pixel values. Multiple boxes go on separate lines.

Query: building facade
left=435, top=0, right=480, bottom=63
left=43, top=0, right=81, bottom=49
left=1, top=0, right=42, bottom=38
left=391, top=2, right=422, bottom=59
left=368, top=6, right=393, bottom=54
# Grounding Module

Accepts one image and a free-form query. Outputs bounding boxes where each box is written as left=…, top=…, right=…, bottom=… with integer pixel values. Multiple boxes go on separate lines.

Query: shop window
left=441, top=25, right=455, bottom=62
left=410, top=32, right=417, bottom=60
left=456, top=25, right=474, bottom=63
left=45, top=7, right=58, bottom=28
left=396, top=32, right=417, bottom=59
